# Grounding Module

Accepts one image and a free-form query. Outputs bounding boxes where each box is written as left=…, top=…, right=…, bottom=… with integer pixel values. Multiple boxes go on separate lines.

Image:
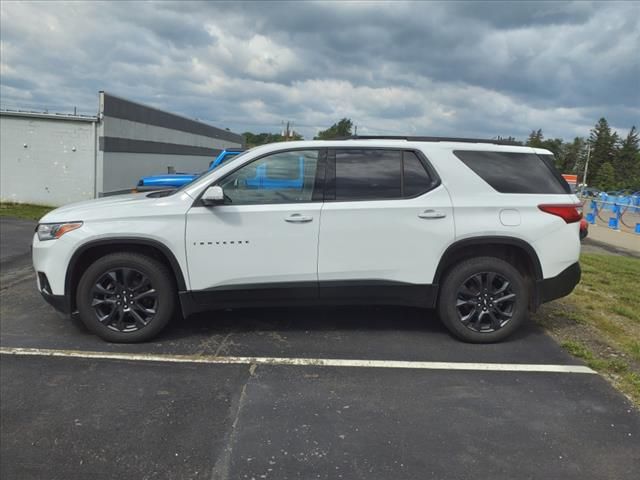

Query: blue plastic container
left=608, top=217, right=619, bottom=229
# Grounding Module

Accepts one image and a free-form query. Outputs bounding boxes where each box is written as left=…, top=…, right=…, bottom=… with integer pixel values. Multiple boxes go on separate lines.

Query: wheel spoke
left=91, top=298, right=116, bottom=307
left=488, top=311, right=501, bottom=330
left=456, top=298, right=475, bottom=307
left=128, top=308, right=149, bottom=328
left=459, top=283, right=477, bottom=298
left=494, top=280, right=510, bottom=295
left=133, top=301, right=156, bottom=315
left=486, top=272, right=496, bottom=293
left=494, top=293, right=516, bottom=304
left=460, top=307, right=477, bottom=325
left=134, top=288, right=156, bottom=301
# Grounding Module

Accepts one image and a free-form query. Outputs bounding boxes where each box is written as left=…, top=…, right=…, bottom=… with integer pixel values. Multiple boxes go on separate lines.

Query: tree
left=559, top=137, right=586, bottom=174
left=526, top=129, right=544, bottom=147
left=315, top=118, right=353, bottom=140
left=242, top=131, right=302, bottom=148
left=526, top=128, right=564, bottom=167
left=592, top=162, right=616, bottom=191
left=613, top=126, right=640, bottom=189
left=587, top=118, right=618, bottom=188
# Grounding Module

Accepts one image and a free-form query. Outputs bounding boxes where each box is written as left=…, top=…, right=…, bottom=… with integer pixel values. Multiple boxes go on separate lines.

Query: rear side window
left=335, top=149, right=401, bottom=200
left=402, top=151, right=433, bottom=197
left=334, top=149, right=435, bottom=201
left=453, top=151, right=569, bottom=194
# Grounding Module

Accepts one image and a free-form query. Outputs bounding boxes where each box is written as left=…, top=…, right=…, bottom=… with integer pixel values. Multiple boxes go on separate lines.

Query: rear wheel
left=76, top=252, right=176, bottom=342
left=437, top=256, right=528, bottom=343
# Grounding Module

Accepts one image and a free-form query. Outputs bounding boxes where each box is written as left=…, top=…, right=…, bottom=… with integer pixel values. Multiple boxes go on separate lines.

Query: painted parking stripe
left=0, top=347, right=595, bottom=374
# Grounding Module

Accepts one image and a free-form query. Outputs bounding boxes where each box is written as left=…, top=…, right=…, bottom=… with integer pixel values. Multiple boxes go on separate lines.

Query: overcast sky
left=1, top=1, right=638, bottom=140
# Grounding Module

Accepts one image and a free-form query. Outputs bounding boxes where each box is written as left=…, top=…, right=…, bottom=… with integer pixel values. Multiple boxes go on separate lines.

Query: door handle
left=285, top=214, right=313, bottom=223
left=418, top=210, right=447, bottom=219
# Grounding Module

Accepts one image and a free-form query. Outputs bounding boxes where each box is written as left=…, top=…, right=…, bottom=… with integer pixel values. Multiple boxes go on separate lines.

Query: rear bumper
left=538, top=262, right=581, bottom=304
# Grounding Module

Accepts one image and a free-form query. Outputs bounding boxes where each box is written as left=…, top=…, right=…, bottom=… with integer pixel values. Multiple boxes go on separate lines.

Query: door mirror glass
left=202, top=185, right=225, bottom=206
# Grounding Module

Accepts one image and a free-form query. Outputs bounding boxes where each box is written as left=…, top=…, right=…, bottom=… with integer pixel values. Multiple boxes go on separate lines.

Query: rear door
left=317, top=148, right=454, bottom=305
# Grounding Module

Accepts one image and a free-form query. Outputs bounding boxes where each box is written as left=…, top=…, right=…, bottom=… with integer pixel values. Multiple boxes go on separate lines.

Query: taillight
left=538, top=204, right=583, bottom=223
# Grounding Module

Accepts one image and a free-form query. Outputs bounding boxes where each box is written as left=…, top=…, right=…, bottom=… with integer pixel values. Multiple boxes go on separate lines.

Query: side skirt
left=179, top=281, right=438, bottom=317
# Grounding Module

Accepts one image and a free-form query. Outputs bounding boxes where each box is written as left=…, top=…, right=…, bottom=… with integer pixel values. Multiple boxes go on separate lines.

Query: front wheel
left=76, top=252, right=176, bottom=342
left=437, top=257, right=528, bottom=343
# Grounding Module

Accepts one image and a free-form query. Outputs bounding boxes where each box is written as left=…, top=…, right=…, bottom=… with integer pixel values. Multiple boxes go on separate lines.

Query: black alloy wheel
left=91, top=268, right=158, bottom=332
left=437, top=256, right=527, bottom=343
left=76, top=252, right=175, bottom=343
left=455, top=272, right=516, bottom=333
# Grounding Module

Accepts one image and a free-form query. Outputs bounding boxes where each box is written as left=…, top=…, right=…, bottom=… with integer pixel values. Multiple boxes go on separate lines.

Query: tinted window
left=335, top=149, right=401, bottom=200
left=403, top=151, right=433, bottom=197
left=453, top=151, right=568, bottom=194
left=218, top=150, right=319, bottom=205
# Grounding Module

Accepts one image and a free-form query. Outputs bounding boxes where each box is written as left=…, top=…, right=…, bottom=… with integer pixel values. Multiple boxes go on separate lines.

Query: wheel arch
left=433, top=236, right=543, bottom=309
left=65, top=238, right=187, bottom=312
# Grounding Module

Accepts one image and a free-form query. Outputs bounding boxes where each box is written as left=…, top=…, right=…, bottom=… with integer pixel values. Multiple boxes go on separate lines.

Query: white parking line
left=0, top=346, right=595, bottom=374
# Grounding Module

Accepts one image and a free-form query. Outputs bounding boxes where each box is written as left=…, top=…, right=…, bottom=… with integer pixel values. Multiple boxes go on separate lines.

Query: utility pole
left=282, top=120, right=293, bottom=141
left=582, top=144, right=591, bottom=188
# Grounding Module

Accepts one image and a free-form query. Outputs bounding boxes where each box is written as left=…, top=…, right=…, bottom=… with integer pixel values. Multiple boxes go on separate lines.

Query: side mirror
left=202, top=185, right=225, bottom=206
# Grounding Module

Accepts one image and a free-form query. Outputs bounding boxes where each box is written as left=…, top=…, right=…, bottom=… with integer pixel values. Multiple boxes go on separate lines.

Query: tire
left=76, top=252, right=176, bottom=342
left=437, top=256, right=528, bottom=343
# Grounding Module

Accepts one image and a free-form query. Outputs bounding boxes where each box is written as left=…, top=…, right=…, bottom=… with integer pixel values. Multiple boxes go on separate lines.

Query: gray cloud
left=1, top=0, right=638, bottom=140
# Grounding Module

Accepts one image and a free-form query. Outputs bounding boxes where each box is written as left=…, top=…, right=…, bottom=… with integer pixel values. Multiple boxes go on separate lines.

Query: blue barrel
left=609, top=217, right=619, bottom=229
left=635, top=223, right=640, bottom=234
left=586, top=212, right=596, bottom=224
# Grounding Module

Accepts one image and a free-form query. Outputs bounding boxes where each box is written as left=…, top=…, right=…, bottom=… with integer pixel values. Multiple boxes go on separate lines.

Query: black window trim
left=193, top=147, right=328, bottom=207
left=325, top=146, right=441, bottom=203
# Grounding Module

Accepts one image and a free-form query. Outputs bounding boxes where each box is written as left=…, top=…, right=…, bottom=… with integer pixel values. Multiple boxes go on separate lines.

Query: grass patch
left=537, top=253, right=640, bottom=407
left=0, top=202, right=54, bottom=221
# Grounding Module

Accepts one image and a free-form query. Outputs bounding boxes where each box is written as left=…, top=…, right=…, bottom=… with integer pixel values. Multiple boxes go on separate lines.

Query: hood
left=39, top=193, right=153, bottom=223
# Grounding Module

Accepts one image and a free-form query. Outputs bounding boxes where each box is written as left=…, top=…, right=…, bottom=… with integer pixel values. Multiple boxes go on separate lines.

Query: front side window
left=218, top=150, right=320, bottom=205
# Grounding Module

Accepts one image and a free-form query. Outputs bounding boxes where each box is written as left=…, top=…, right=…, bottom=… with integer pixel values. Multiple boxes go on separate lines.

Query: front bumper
left=538, top=262, right=581, bottom=304
left=40, top=290, right=70, bottom=314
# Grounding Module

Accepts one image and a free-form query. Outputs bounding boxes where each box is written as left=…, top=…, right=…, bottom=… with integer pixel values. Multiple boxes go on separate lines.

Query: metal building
left=0, top=92, right=243, bottom=206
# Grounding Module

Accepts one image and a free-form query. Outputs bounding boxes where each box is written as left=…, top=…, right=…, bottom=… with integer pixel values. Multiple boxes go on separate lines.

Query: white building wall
left=0, top=113, right=96, bottom=206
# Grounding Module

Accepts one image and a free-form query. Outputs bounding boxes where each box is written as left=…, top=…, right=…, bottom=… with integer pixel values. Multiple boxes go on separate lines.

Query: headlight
left=37, top=222, right=83, bottom=241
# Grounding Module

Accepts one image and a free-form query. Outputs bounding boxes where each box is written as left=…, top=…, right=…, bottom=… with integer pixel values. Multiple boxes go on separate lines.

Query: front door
left=186, top=149, right=325, bottom=304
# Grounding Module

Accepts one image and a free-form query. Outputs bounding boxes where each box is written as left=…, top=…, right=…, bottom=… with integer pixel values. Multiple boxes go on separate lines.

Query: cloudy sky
left=1, top=1, right=638, bottom=140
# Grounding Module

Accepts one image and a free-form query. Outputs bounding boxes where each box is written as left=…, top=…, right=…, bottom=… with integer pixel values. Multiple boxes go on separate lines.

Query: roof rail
left=338, top=135, right=522, bottom=146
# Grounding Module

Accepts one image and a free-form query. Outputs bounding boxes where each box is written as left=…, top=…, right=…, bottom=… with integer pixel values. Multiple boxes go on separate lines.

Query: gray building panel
left=101, top=92, right=243, bottom=145
left=99, top=137, right=222, bottom=157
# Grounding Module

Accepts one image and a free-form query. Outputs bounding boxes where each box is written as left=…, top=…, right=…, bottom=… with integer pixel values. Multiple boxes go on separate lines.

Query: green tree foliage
left=613, top=126, right=640, bottom=189
left=315, top=118, right=353, bottom=140
left=560, top=137, right=587, bottom=174
left=525, top=129, right=564, bottom=168
left=587, top=118, right=619, bottom=188
left=242, top=131, right=302, bottom=148
left=592, top=162, right=616, bottom=191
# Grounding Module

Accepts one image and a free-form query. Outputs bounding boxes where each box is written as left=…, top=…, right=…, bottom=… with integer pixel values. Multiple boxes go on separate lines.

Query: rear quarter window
left=453, top=151, right=570, bottom=194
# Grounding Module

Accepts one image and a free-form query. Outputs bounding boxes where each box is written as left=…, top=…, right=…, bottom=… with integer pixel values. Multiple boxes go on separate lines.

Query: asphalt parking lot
left=1, top=217, right=639, bottom=479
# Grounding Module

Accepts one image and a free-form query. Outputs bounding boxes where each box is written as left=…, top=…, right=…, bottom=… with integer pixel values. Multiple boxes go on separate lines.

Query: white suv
left=33, top=137, right=582, bottom=343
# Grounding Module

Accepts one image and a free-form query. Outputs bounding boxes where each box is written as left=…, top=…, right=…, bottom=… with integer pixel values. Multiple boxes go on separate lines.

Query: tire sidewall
left=438, top=257, right=528, bottom=343
left=76, top=253, right=175, bottom=343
